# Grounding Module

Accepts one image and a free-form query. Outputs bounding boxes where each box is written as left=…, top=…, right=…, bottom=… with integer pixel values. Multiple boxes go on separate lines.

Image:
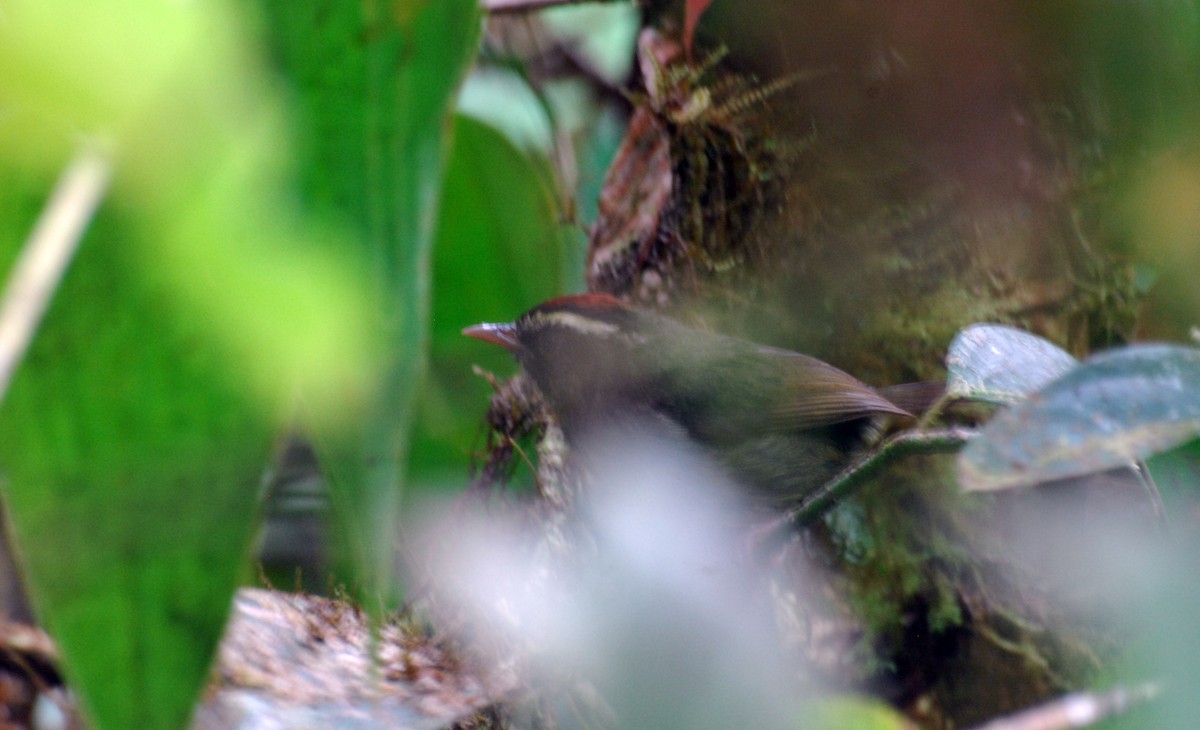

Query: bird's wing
left=760, top=348, right=912, bottom=430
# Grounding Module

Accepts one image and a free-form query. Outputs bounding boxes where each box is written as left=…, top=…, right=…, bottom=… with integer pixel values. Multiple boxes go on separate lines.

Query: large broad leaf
left=411, top=115, right=565, bottom=477
left=0, top=211, right=275, bottom=730
left=254, top=0, right=481, bottom=603
left=946, top=323, right=1078, bottom=405
left=959, top=344, right=1200, bottom=491
left=0, top=2, right=378, bottom=728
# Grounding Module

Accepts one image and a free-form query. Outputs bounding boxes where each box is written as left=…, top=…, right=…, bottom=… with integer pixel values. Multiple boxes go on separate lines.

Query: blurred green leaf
left=960, top=344, right=1200, bottom=491
left=254, top=0, right=481, bottom=604
left=432, top=116, right=564, bottom=341
left=946, top=323, right=1078, bottom=405
left=0, top=206, right=274, bottom=730
left=0, top=0, right=383, bottom=421
left=0, top=0, right=382, bottom=727
left=412, top=114, right=565, bottom=479
left=800, top=695, right=913, bottom=730
left=1055, top=2, right=1200, bottom=151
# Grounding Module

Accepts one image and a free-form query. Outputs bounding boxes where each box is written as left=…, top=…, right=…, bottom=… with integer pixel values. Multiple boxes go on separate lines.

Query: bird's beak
left=462, top=322, right=522, bottom=352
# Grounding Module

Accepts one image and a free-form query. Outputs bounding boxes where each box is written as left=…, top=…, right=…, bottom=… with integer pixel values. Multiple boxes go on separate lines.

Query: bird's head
left=464, top=295, right=652, bottom=424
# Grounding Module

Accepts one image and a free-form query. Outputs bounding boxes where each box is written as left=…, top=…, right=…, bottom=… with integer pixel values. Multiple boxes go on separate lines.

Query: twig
left=0, top=142, right=112, bottom=401
left=965, top=682, right=1160, bottom=730
left=787, top=427, right=976, bottom=527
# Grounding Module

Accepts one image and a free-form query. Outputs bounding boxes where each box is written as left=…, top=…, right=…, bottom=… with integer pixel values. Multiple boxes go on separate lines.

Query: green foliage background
left=2, top=0, right=1200, bottom=728
left=0, top=0, right=565, bottom=727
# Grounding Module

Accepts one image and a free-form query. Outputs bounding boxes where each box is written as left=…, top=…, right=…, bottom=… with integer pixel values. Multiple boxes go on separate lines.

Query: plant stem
left=788, top=427, right=977, bottom=526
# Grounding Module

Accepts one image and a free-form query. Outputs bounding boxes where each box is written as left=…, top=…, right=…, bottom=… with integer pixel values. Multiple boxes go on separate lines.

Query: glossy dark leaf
left=946, top=323, right=1078, bottom=405
left=959, top=344, right=1200, bottom=491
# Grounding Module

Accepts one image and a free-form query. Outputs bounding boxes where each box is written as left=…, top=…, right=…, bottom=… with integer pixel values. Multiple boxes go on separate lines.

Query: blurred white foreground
left=412, top=421, right=806, bottom=729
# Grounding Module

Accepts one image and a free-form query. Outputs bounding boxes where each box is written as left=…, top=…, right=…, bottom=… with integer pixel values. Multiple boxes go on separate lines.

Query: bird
left=464, top=294, right=937, bottom=506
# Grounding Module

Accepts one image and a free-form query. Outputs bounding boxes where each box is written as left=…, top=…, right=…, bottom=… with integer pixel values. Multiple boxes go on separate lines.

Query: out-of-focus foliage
left=411, top=3, right=639, bottom=483
left=3, top=0, right=1200, bottom=728
left=801, top=697, right=913, bottom=730
left=0, top=0, right=387, bottom=728
left=0, top=2, right=381, bottom=418
left=252, top=0, right=480, bottom=608
left=1043, top=2, right=1200, bottom=339
left=412, top=115, right=566, bottom=481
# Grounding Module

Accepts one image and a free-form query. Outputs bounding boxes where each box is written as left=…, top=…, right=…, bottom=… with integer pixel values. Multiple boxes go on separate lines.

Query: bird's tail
left=877, top=380, right=946, bottom=415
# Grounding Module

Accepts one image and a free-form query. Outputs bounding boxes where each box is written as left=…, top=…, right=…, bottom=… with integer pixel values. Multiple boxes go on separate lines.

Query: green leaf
left=800, top=695, right=913, bottom=730
left=431, top=116, right=564, bottom=353
left=0, top=211, right=273, bottom=730
left=959, top=344, right=1200, bottom=491
left=946, top=323, right=1078, bottom=405
left=0, top=1, right=381, bottom=727
left=255, top=0, right=482, bottom=604
left=412, top=115, right=565, bottom=478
